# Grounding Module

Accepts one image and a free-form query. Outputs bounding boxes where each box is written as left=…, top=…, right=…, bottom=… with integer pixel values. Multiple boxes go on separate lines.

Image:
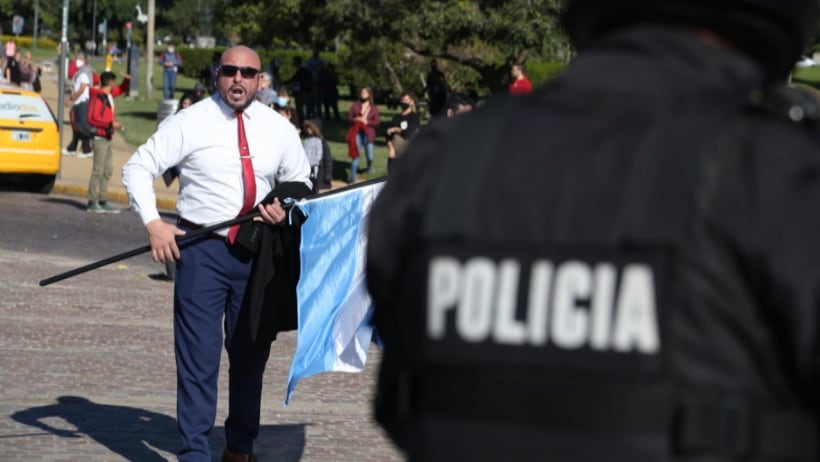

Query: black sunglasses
left=219, top=65, right=260, bottom=79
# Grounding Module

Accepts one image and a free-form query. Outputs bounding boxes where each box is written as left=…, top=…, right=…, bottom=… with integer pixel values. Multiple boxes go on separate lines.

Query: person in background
left=385, top=91, right=420, bottom=172
left=366, top=0, right=820, bottom=460
left=67, top=51, right=82, bottom=83
left=4, top=39, right=16, bottom=70
left=122, top=45, right=311, bottom=462
left=178, top=92, right=195, bottom=111
left=282, top=56, right=313, bottom=125
left=318, top=62, right=340, bottom=120
left=273, top=87, right=299, bottom=132
left=63, top=53, right=95, bottom=159
left=191, top=82, right=208, bottom=103
left=444, top=92, right=474, bottom=117
left=424, top=59, right=448, bottom=117
left=255, top=72, right=277, bottom=107
left=86, top=72, right=130, bottom=214
left=508, top=62, right=533, bottom=95
left=268, top=56, right=282, bottom=91
left=4, top=51, right=20, bottom=86
left=18, top=51, right=35, bottom=90
left=160, top=43, right=183, bottom=100
left=302, top=119, right=333, bottom=192
left=346, top=86, right=380, bottom=183
left=304, top=49, right=325, bottom=119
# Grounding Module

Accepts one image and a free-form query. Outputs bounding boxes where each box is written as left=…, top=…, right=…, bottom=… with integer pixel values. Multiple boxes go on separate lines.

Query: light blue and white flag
left=285, top=179, right=385, bottom=405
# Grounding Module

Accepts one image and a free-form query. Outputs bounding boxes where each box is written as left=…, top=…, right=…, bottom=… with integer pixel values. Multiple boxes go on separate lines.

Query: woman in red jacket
left=346, top=86, right=380, bottom=183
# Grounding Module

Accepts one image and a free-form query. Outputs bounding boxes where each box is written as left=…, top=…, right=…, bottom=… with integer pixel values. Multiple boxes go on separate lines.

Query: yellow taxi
left=0, top=84, right=61, bottom=193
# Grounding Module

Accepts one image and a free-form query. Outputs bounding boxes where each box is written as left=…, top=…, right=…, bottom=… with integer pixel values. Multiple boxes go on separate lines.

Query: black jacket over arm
left=240, top=181, right=313, bottom=349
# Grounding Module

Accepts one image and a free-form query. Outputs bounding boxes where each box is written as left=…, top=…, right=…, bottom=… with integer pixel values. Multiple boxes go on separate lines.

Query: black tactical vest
left=376, top=90, right=818, bottom=461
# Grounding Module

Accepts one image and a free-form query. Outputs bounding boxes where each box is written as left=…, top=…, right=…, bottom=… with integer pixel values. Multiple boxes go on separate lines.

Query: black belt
left=177, top=218, right=225, bottom=241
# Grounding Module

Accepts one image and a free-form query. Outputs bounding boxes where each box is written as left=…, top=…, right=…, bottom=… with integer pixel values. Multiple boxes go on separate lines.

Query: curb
left=52, top=181, right=178, bottom=212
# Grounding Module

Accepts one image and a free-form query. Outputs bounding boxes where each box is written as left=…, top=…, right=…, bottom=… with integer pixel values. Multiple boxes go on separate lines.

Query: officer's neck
left=691, top=28, right=732, bottom=50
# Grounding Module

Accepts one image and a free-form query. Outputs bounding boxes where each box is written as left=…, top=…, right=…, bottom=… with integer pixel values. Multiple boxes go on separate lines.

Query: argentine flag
left=285, top=179, right=385, bottom=405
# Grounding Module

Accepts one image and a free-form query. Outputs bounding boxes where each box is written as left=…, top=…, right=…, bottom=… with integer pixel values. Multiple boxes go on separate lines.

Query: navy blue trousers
left=174, top=236, right=271, bottom=461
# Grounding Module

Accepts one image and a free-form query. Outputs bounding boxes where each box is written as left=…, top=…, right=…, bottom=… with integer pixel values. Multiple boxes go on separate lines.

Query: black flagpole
left=38, top=211, right=260, bottom=287
left=39, top=177, right=387, bottom=287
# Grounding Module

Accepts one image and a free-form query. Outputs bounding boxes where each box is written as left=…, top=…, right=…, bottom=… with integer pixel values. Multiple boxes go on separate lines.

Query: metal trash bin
left=157, top=99, right=179, bottom=127
left=157, top=98, right=180, bottom=282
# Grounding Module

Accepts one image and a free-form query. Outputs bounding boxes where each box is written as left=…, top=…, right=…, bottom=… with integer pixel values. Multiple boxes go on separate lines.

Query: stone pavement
left=39, top=70, right=180, bottom=211
left=0, top=233, right=402, bottom=461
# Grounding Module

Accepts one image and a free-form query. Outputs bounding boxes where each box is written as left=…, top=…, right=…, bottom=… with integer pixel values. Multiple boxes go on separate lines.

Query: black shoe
left=222, top=448, right=257, bottom=462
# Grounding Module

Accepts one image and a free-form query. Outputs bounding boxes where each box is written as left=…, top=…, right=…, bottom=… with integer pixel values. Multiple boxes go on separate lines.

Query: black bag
left=71, top=101, right=94, bottom=138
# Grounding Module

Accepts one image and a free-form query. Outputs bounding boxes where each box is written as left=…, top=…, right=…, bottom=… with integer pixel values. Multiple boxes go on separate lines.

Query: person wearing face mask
left=273, top=87, right=299, bottom=131
left=123, top=45, right=311, bottom=462
left=346, top=86, right=381, bottom=182
left=385, top=91, right=420, bottom=172
left=160, top=43, right=183, bottom=100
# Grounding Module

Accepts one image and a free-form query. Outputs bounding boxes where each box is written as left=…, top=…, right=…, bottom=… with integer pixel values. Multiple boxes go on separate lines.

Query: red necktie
left=227, top=111, right=257, bottom=244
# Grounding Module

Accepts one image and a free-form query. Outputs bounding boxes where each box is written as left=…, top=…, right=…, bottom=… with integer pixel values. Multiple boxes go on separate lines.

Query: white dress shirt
left=122, top=94, right=312, bottom=233
left=72, top=71, right=91, bottom=105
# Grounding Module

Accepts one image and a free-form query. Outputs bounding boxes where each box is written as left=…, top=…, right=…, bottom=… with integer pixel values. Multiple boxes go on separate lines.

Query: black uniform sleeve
left=712, top=120, right=820, bottom=400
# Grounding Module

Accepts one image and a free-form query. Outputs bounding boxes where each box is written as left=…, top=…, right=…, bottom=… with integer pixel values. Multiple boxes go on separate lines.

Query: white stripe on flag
left=285, top=181, right=384, bottom=405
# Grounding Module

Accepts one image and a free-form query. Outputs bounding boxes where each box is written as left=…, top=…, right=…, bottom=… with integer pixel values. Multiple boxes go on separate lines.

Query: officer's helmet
left=560, top=0, right=819, bottom=81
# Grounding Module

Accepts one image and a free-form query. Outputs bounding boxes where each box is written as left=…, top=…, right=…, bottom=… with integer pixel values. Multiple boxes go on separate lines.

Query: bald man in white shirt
left=123, top=45, right=311, bottom=462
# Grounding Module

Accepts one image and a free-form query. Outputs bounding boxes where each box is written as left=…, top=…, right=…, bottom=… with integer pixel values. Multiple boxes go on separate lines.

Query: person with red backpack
left=85, top=71, right=130, bottom=213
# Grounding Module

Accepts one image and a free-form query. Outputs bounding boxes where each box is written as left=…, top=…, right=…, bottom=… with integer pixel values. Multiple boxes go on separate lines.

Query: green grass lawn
left=791, top=65, right=820, bottom=89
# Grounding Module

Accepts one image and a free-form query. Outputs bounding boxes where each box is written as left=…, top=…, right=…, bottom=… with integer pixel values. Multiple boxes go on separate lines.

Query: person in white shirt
left=122, top=45, right=311, bottom=462
left=63, top=53, right=94, bottom=158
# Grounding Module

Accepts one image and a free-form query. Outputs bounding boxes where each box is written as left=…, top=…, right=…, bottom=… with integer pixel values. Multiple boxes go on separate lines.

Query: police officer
left=366, top=0, right=820, bottom=460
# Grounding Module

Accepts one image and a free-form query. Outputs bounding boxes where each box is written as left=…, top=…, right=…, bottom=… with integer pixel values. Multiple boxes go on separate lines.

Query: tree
left=216, top=0, right=306, bottom=47
left=320, top=0, right=570, bottom=92
left=0, top=0, right=62, bottom=40
left=159, top=0, right=225, bottom=44
left=180, top=0, right=568, bottom=96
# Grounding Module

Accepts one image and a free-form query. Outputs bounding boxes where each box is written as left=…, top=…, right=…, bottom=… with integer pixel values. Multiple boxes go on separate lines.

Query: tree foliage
left=197, top=0, right=569, bottom=94
left=319, top=0, right=570, bottom=91
left=10, top=0, right=569, bottom=97
left=0, top=0, right=63, bottom=41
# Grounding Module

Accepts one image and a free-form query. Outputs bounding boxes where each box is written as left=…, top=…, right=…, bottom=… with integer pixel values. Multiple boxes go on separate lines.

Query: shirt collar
left=214, top=93, right=260, bottom=120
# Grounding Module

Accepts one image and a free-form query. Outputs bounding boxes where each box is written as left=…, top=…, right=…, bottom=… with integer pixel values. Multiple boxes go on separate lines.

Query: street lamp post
left=57, top=0, right=70, bottom=180
left=92, top=0, right=97, bottom=55
left=146, top=0, right=155, bottom=100
left=33, top=0, right=39, bottom=51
